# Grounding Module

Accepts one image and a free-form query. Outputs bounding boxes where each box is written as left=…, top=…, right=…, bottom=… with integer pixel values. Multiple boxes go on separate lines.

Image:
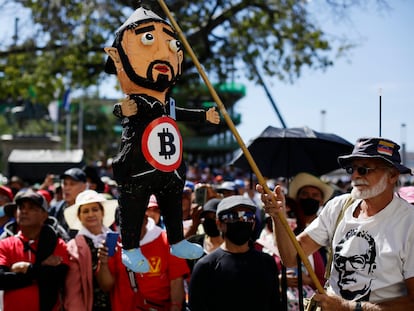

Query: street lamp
left=320, top=110, right=326, bottom=132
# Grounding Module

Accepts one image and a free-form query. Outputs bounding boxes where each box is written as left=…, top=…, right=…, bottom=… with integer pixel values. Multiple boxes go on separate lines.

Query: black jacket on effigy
left=112, top=94, right=207, bottom=249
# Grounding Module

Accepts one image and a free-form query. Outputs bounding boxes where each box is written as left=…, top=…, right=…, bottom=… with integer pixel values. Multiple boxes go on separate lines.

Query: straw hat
left=64, top=190, right=118, bottom=230
left=288, top=172, right=334, bottom=204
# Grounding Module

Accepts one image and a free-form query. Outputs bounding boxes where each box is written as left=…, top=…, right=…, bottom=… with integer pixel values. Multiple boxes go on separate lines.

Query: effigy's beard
left=117, top=71, right=173, bottom=96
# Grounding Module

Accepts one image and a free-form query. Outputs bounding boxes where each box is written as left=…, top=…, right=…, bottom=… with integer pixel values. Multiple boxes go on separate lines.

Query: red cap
left=37, top=189, right=52, bottom=204
left=0, top=185, right=14, bottom=202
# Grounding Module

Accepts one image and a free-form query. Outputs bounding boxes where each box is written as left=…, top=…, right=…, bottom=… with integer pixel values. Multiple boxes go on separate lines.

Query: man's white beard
left=351, top=174, right=388, bottom=200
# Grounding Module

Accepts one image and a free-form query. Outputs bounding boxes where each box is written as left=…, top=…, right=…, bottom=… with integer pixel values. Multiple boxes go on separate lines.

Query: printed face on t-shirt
left=334, top=228, right=377, bottom=301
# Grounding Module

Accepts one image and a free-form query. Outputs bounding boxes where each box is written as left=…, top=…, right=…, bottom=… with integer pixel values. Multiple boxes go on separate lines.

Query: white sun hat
left=64, top=190, right=118, bottom=230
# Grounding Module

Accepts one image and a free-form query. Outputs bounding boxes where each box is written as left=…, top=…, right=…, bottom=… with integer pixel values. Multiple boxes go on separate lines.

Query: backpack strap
left=324, top=195, right=355, bottom=279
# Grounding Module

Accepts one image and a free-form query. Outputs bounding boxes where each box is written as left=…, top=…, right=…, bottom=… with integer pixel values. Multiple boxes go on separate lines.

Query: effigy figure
left=104, top=3, right=219, bottom=272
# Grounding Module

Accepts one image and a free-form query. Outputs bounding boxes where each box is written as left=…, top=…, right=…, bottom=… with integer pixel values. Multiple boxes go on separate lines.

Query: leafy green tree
left=0, top=0, right=389, bottom=102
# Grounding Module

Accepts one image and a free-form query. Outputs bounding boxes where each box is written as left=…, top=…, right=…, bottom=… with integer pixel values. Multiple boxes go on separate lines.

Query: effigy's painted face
left=124, top=21, right=183, bottom=86
left=106, top=21, right=183, bottom=95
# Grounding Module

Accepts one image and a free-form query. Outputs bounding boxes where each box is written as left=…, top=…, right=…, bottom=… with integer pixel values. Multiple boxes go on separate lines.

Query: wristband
left=355, top=301, right=362, bottom=311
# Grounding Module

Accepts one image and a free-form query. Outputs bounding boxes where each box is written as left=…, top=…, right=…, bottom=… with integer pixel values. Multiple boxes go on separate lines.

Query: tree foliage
left=0, top=0, right=389, bottom=104
left=0, top=0, right=389, bottom=163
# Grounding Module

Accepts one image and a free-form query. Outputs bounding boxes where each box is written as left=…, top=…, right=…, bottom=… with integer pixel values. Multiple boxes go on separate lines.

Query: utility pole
left=320, top=110, right=326, bottom=132
left=12, top=18, right=19, bottom=47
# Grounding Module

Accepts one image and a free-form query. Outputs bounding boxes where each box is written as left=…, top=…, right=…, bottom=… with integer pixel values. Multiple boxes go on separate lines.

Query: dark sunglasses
left=345, top=165, right=389, bottom=176
left=219, top=211, right=255, bottom=223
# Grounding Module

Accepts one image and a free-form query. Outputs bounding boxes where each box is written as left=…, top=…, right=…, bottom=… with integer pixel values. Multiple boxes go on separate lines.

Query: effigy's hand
left=206, top=107, right=220, bottom=124
left=121, top=96, right=138, bottom=117
left=256, top=184, right=286, bottom=218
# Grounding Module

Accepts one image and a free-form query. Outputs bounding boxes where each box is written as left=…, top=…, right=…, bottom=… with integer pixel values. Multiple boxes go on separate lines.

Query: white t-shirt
left=305, top=193, right=414, bottom=303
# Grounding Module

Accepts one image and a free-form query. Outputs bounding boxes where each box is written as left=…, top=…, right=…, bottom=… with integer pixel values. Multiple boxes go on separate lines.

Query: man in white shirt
left=258, top=137, right=414, bottom=311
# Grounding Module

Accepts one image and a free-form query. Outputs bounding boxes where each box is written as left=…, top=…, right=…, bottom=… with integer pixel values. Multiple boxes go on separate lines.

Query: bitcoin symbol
left=158, top=128, right=176, bottom=159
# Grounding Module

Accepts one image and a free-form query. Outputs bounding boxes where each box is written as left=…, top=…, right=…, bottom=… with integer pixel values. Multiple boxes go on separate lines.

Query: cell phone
left=195, top=187, right=207, bottom=206
left=105, top=231, right=119, bottom=257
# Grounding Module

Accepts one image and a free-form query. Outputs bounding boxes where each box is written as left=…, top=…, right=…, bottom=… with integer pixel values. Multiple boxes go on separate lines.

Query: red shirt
left=108, top=230, right=190, bottom=311
left=0, top=232, right=69, bottom=311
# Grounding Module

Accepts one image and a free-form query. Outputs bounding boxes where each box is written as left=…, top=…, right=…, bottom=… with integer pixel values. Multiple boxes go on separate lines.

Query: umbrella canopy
left=230, top=126, right=354, bottom=178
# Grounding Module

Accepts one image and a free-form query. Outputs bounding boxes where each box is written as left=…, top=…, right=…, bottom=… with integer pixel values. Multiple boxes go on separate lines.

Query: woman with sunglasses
left=259, top=137, right=414, bottom=311
left=188, top=195, right=282, bottom=311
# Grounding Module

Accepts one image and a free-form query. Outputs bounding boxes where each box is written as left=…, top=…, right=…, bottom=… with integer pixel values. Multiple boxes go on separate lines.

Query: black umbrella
left=230, top=126, right=354, bottom=178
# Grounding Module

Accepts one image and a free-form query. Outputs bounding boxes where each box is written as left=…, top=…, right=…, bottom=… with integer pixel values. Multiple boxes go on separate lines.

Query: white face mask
left=0, top=206, right=5, bottom=218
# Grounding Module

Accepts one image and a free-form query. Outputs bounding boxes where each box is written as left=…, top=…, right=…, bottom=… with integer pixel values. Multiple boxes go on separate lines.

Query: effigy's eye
left=169, top=39, right=181, bottom=52
left=141, top=33, right=155, bottom=45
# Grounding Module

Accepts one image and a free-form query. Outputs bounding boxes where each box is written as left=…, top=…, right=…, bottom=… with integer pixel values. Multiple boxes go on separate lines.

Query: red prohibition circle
left=142, top=116, right=183, bottom=172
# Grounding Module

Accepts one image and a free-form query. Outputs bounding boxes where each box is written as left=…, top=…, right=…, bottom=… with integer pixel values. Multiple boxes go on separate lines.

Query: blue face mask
left=0, top=206, right=5, bottom=218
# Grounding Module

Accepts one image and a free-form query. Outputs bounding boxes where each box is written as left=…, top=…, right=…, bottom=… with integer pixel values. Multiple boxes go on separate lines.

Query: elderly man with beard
left=258, top=137, right=414, bottom=311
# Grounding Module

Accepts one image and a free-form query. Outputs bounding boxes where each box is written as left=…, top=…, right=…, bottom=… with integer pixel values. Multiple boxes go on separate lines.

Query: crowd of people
left=0, top=136, right=413, bottom=310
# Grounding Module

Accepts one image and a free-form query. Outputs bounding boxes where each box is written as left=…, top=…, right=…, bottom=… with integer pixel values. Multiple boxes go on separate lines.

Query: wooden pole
left=156, top=0, right=325, bottom=293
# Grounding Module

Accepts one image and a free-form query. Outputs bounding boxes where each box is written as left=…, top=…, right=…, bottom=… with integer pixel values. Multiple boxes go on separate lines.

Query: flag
left=62, top=88, right=71, bottom=112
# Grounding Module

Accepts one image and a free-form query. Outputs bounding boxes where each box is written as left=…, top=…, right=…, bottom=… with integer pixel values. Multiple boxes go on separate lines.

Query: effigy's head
left=104, top=6, right=183, bottom=94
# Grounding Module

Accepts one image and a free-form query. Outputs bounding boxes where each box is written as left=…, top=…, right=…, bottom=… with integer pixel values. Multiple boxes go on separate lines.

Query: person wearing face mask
left=189, top=195, right=281, bottom=311
left=288, top=172, right=335, bottom=235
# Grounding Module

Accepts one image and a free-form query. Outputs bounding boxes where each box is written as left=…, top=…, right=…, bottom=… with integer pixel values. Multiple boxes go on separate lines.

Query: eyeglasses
left=334, top=253, right=370, bottom=270
left=345, top=165, right=389, bottom=176
left=219, top=211, right=255, bottom=223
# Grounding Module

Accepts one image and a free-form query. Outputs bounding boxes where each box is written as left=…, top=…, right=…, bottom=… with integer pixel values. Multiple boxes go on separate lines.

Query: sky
left=233, top=0, right=414, bottom=152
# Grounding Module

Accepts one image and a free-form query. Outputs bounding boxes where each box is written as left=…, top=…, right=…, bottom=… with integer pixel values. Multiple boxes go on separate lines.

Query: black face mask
left=299, top=198, right=320, bottom=216
left=224, top=222, right=254, bottom=246
left=202, top=218, right=220, bottom=237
